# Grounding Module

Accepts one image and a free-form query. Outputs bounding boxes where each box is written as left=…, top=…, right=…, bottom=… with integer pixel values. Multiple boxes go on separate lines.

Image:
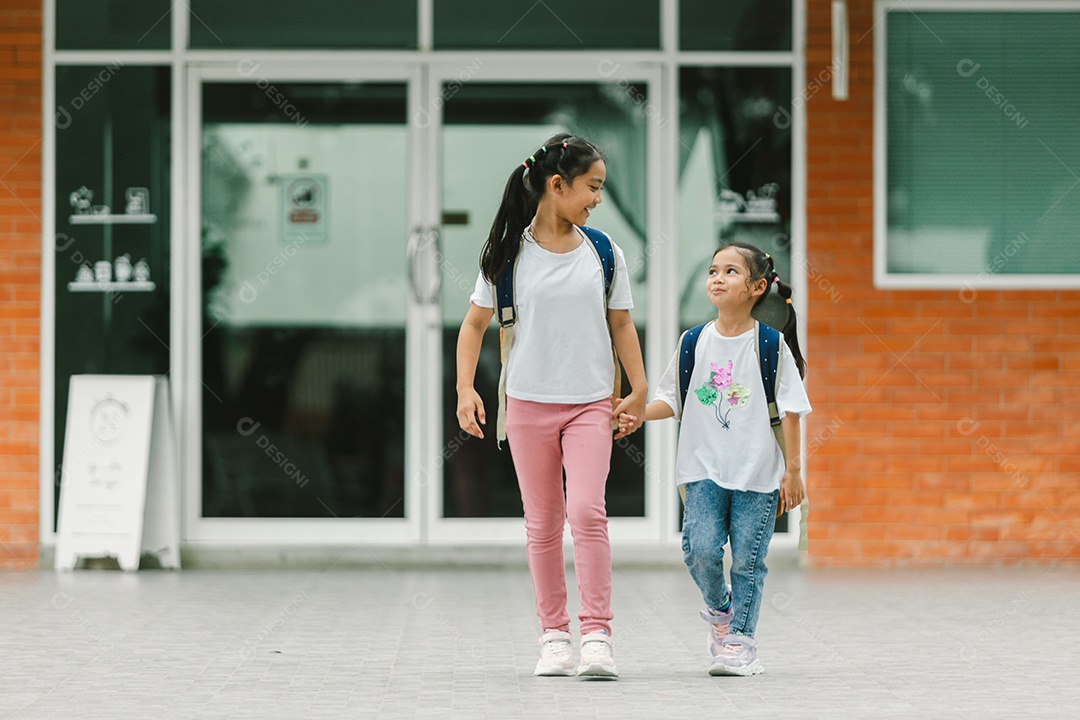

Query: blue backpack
left=493, top=226, right=618, bottom=442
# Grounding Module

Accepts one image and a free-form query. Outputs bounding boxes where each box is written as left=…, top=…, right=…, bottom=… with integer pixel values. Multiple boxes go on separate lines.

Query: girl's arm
left=779, top=412, right=806, bottom=513
left=456, top=302, right=494, bottom=438
left=616, top=400, right=673, bottom=434
left=608, top=308, right=648, bottom=439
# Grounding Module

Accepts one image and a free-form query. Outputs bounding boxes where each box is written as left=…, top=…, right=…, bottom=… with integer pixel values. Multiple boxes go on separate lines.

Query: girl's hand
left=612, top=391, right=646, bottom=439
left=456, top=387, right=486, bottom=439
left=779, top=468, right=805, bottom=515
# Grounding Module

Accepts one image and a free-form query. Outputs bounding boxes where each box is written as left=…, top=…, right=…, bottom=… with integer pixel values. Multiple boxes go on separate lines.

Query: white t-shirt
left=653, top=321, right=812, bottom=493
left=470, top=227, right=634, bottom=403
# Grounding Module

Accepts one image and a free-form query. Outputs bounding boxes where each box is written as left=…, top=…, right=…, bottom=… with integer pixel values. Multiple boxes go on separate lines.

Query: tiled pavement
left=1, top=561, right=1078, bottom=719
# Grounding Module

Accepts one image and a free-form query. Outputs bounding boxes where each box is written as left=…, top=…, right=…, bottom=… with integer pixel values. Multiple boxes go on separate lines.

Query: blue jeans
left=681, top=480, right=779, bottom=637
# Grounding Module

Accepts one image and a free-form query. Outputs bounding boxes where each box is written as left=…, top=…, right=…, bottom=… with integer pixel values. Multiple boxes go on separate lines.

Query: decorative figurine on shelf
left=93, top=260, right=111, bottom=283
left=745, top=183, right=780, bottom=216
left=125, top=187, right=149, bottom=215
left=114, top=254, right=133, bottom=282
left=717, top=188, right=747, bottom=215
left=69, top=186, right=94, bottom=215
left=133, top=259, right=151, bottom=283
left=75, top=264, right=93, bottom=283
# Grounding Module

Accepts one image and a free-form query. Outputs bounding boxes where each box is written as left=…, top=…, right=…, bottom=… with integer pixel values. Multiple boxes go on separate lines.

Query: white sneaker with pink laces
left=709, top=634, right=764, bottom=676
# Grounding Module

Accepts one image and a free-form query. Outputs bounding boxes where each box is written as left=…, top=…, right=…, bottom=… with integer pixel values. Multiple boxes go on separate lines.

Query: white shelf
left=67, top=281, right=156, bottom=293
left=716, top=211, right=782, bottom=224
left=69, top=214, right=158, bottom=225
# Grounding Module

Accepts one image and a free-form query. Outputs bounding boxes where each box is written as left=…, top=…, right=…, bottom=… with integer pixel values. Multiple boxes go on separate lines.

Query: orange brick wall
left=0, top=1, right=42, bottom=569
left=804, top=0, right=1080, bottom=565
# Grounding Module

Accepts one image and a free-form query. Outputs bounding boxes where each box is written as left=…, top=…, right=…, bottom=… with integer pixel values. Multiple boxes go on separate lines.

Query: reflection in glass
left=189, top=0, right=416, bottom=49
left=56, top=0, right=172, bottom=50
left=200, top=83, right=408, bottom=518
left=679, top=0, right=792, bottom=52
left=678, top=67, right=793, bottom=328
left=435, top=0, right=659, bottom=49
left=439, top=83, right=651, bottom=518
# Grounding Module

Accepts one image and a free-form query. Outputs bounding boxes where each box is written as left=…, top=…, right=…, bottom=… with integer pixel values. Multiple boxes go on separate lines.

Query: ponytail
left=479, top=133, right=604, bottom=284
left=720, top=241, right=807, bottom=379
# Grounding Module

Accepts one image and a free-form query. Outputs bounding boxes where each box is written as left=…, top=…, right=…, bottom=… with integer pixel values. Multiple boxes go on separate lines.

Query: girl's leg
left=506, top=397, right=571, bottom=633
left=681, top=481, right=732, bottom=610
left=727, top=489, right=780, bottom=637
left=561, top=399, right=614, bottom=635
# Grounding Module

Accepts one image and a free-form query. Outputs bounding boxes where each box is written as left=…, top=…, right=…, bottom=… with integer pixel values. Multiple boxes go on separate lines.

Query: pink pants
left=506, top=397, right=613, bottom=636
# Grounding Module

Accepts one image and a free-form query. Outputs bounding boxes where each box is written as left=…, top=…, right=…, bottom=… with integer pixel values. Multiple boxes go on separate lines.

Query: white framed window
left=874, top=1, right=1080, bottom=289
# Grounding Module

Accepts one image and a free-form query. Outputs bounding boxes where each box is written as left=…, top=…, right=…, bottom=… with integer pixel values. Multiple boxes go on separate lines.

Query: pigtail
left=722, top=241, right=808, bottom=379
left=772, top=277, right=806, bottom=379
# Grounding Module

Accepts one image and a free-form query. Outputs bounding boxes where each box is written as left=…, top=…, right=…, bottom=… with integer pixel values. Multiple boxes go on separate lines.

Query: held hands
left=778, top=467, right=805, bottom=516
left=456, top=387, right=486, bottom=439
left=611, top=391, right=646, bottom=440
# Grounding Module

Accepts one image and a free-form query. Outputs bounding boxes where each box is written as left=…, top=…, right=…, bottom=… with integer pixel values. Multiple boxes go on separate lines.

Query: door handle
left=406, top=225, right=424, bottom=304
left=407, top=226, right=442, bottom=305
left=422, top=227, right=442, bottom=304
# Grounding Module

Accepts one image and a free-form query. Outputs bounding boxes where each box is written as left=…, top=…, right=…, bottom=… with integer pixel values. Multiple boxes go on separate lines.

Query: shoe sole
left=708, top=660, right=764, bottom=676
left=577, top=663, right=619, bottom=679
left=534, top=665, right=576, bottom=677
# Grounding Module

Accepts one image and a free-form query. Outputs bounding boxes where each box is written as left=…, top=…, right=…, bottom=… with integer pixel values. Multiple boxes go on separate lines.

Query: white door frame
left=421, top=59, right=668, bottom=544
left=182, top=62, right=424, bottom=545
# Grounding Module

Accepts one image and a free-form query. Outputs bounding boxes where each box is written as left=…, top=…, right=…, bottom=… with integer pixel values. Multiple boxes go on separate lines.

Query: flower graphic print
left=692, top=360, right=751, bottom=429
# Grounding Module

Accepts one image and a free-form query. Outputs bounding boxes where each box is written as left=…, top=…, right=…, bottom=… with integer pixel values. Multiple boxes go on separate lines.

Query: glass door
left=184, top=64, right=426, bottom=543
left=422, top=62, right=665, bottom=543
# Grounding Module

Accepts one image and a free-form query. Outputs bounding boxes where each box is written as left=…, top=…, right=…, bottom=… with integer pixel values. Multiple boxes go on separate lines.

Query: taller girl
left=456, top=134, right=647, bottom=679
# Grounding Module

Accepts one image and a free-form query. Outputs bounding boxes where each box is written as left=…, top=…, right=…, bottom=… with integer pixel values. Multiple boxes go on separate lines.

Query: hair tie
left=539, top=146, right=548, bottom=154
left=773, top=275, right=780, bottom=284
left=562, top=141, right=568, bottom=149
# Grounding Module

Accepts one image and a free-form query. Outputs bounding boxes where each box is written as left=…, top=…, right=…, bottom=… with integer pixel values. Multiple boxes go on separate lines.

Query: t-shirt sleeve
left=776, top=341, right=811, bottom=419
left=652, top=345, right=681, bottom=421
left=607, top=240, right=634, bottom=310
left=469, top=270, right=494, bottom=308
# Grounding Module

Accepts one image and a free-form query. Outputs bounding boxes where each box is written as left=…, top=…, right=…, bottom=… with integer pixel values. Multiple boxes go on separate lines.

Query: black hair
left=479, top=133, right=604, bottom=284
left=716, top=241, right=807, bottom=378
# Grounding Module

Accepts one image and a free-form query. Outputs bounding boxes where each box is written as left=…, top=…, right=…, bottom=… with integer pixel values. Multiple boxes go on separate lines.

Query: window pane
left=56, top=0, right=172, bottom=50
left=189, top=0, right=416, bottom=49
left=678, top=67, right=793, bottom=327
left=53, top=66, right=171, bottom=529
left=886, top=12, right=1080, bottom=275
left=200, top=83, right=409, bottom=518
left=435, top=0, right=659, bottom=49
left=680, top=0, right=791, bottom=52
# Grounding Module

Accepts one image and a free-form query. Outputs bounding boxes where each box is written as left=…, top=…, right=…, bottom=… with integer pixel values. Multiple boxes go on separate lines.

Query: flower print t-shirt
left=653, top=321, right=812, bottom=493
left=469, top=226, right=634, bottom=403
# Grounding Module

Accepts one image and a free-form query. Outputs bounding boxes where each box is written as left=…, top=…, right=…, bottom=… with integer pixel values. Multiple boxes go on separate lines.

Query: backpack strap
left=578, top=225, right=616, bottom=300
left=676, top=322, right=710, bottom=418
left=755, top=321, right=782, bottom=430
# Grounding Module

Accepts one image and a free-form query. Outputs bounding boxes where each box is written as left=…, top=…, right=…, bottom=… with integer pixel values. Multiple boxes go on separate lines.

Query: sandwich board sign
left=55, top=375, right=181, bottom=571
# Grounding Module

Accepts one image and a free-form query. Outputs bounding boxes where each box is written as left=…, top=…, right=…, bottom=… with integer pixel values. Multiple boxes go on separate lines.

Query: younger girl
left=619, top=242, right=810, bottom=676
left=456, top=134, right=647, bottom=678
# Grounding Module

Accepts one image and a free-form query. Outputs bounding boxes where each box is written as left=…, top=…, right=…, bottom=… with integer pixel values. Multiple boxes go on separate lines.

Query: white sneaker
left=534, top=630, right=575, bottom=676
left=577, top=631, right=619, bottom=679
left=709, top=634, right=764, bottom=676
